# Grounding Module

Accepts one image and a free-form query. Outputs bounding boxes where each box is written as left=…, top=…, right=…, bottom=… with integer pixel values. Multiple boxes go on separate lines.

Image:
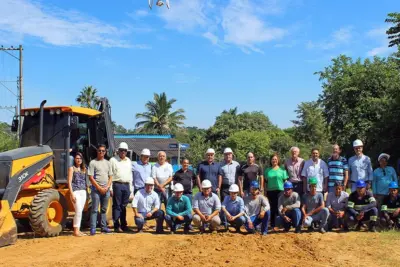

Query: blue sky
left=0, top=0, right=398, bottom=129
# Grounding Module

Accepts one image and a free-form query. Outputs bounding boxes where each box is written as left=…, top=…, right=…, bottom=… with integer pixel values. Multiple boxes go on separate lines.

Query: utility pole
left=0, top=45, right=23, bottom=136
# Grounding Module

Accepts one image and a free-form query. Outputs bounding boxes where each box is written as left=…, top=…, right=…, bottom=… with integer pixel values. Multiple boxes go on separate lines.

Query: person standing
left=348, top=139, right=373, bottom=192
left=264, top=153, right=288, bottom=229
left=196, top=148, right=222, bottom=194
left=373, top=153, right=398, bottom=207
left=284, top=147, right=305, bottom=196
left=238, top=152, right=264, bottom=198
left=67, top=152, right=88, bottom=237
left=152, top=151, right=174, bottom=207
left=132, top=148, right=152, bottom=195
left=327, top=144, right=349, bottom=193
left=173, top=158, right=196, bottom=203
left=301, top=148, right=329, bottom=194
left=110, top=142, right=133, bottom=233
left=220, top=148, right=241, bottom=201
left=87, top=144, right=113, bottom=235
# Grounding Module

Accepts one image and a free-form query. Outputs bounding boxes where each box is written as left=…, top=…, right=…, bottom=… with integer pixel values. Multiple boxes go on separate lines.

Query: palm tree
left=76, top=86, right=100, bottom=109
left=135, top=92, right=186, bottom=134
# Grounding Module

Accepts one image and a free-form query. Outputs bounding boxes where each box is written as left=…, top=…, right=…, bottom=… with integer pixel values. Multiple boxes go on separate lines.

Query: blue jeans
left=112, top=182, right=131, bottom=229
left=223, top=215, right=246, bottom=229
left=90, top=186, right=111, bottom=230
left=165, top=214, right=193, bottom=231
left=135, top=210, right=164, bottom=232
left=244, top=210, right=270, bottom=235
left=276, top=208, right=302, bottom=230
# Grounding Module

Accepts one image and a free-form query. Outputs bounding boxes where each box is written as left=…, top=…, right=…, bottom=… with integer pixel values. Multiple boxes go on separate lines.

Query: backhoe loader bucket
left=0, top=200, right=17, bottom=247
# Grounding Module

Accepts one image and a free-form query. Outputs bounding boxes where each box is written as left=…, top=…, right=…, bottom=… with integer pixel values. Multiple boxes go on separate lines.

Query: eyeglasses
left=98, top=150, right=106, bottom=153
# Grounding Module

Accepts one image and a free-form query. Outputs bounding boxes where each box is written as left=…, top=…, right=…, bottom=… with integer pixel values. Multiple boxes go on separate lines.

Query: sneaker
left=114, top=227, right=124, bottom=233
left=90, top=229, right=96, bottom=236
left=294, top=227, right=301, bottom=234
left=319, top=228, right=326, bottom=234
left=369, top=225, right=377, bottom=233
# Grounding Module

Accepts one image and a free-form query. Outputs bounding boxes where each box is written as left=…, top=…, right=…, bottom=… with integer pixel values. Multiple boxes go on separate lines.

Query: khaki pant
left=193, top=214, right=221, bottom=230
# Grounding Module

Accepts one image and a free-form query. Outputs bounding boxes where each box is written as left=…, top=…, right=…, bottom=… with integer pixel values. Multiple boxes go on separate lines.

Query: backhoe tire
left=29, top=189, right=68, bottom=237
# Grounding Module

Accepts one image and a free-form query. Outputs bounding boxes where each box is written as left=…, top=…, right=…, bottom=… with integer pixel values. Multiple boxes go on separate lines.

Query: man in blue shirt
left=221, top=184, right=246, bottom=232
left=348, top=139, right=373, bottom=192
left=196, top=148, right=222, bottom=194
left=165, top=183, right=192, bottom=234
left=327, top=144, right=349, bottom=193
left=132, top=148, right=152, bottom=195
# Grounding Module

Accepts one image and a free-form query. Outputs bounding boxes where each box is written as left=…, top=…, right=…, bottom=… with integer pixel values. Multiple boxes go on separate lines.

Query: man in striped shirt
left=327, top=144, right=349, bottom=193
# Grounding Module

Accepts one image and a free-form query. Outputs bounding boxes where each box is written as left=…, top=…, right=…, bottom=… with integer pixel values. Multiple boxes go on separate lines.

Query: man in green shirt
left=165, top=183, right=193, bottom=234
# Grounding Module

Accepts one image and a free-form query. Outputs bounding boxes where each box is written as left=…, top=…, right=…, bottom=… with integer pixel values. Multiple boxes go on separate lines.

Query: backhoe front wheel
left=29, top=189, right=68, bottom=237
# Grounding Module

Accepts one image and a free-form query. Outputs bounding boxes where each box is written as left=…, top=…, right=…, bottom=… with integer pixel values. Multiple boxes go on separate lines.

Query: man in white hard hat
left=221, top=184, right=246, bottom=232
left=165, top=183, right=192, bottom=234
left=132, top=148, right=152, bottom=195
left=110, top=142, right=134, bottom=233
left=132, top=177, right=164, bottom=234
left=197, top=148, right=222, bottom=194
left=220, top=148, right=241, bottom=201
left=193, top=179, right=221, bottom=233
left=348, top=139, right=373, bottom=192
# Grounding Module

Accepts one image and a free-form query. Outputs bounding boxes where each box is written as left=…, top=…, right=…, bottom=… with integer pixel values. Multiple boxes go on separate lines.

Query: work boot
left=114, top=227, right=124, bottom=233
left=369, top=222, right=377, bottom=233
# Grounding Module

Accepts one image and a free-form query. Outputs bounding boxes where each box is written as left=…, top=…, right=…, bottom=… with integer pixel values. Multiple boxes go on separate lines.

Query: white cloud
left=0, top=0, right=146, bottom=48
left=307, top=26, right=352, bottom=50
left=135, top=10, right=149, bottom=17
left=366, top=26, right=395, bottom=56
left=157, top=0, right=287, bottom=53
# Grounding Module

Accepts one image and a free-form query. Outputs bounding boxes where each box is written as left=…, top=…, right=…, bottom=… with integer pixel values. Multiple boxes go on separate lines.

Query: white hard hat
left=141, top=148, right=151, bottom=156
left=378, top=153, right=390, bottom=162
left=229, top=184, right=239, bottom=193
left=145, top=177, right=154, bottom=185
left=118, top=142, right=128, bottom=150
left=206, top=148, right=215, bottom=154
left=224, top=147, right=233, bottom=154
left=353, top=139, right=363, bottom=147
left=201, top=179, right=212, bottom=188
left=173, top=183, right=184, bottom=192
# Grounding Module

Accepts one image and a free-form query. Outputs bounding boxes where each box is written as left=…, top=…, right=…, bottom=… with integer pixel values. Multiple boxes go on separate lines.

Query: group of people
left=66, top=139, right=400, bottom=237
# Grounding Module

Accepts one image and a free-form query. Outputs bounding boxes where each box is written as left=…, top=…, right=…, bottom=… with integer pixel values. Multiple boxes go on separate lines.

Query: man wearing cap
left=110, top=142, right=134, bottom=233
left=165, top=183, right=192, bottom=234
left=193, top=179, right=222, bottom=233
left=348, top=139, right=373, bottom=192
left=221, top=184, right=246, bottom=232
left=152, top=151, right=174, bottom=207
left=327, top=144, right=349, bottom=193
left=301, top=177, right=329, bottom=233
left=132, top=148, right=152, bottom=195
left=173, top=158, right=196, bottom=204
left=220, top=148, right=241, bottom=201
left=197, top=148, right=222, bottom=194
left=326, top=181, right=349, bottom=231
left=346, top=180, right=378, bottom=232
left=276, top=181, right=302, bottom=233
left=244, top=181, right=270, bottom=235
left=380, top=182, right=400, bottom=229
left=373, top=153, right=398, bottom=208
left=284, top=147, right=305, bottom=196
left=301, top=148, right=329, bottom=194
left=132, top=177, right=164, bottom=233
left=238, top=152, right=264, bottom=198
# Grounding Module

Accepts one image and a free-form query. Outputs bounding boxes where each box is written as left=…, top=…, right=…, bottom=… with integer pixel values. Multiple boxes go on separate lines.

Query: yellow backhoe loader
left=0, top=98, right=115, bottom=247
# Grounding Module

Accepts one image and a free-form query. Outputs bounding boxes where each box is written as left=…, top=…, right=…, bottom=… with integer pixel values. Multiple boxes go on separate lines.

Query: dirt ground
left=1, top=208, right=400, bottom=267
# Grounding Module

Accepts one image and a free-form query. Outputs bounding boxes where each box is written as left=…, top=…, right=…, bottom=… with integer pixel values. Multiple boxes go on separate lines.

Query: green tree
left=291, top=101, right=329, bottom=146
left=112, top=121, right=136, bottom=134
left=184, top=133, right=211, bottom=167
left=0, top=122, right=18, bottom=152
left=385, top=12, right=400, bottom=47
left=76, top=85, right=100, bottom=109
left=135, top=92, right=186, bottom=134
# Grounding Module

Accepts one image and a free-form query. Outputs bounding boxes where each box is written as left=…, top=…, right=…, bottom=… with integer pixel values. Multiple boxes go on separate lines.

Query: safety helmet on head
left=308, top=177, right=318, bottom=185
left=356, top=180, right=366, bottom=188
left=378, top=153, right=390, bottom=162
left=224, top=147, right=233, bottom=154
left=388, top=181, right=398, bottom=189
left=201, top=179, right=212, bottom=188
left=206, top=148, right=215, bottom=155
left=284, top=181, right=293, bottom=189
left=250, top=181, right=260, bottom=189
left=173, top=183, right=184, bottom=192
left=145, top=177, right=154, bottom=185
left=118, top=142, right=128, bottom=150
left=353, top=139, right=363, bottom=147
left=229, top=184, right=239, bottom=193
left=141, top=148, right=151, bottom=156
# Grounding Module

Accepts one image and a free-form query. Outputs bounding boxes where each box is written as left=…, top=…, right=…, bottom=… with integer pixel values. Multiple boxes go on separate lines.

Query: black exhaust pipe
left=39, top=100, right=47, bottom=147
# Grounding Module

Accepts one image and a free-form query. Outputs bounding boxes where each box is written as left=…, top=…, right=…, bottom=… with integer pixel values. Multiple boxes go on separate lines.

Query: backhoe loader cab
left=0, top=98, right=115, bottom=247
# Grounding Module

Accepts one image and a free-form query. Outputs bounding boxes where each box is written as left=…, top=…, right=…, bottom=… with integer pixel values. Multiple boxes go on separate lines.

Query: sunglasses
left=119, top=149, right=127, bottom=152
left=98, top=150, right=106, bottom=153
